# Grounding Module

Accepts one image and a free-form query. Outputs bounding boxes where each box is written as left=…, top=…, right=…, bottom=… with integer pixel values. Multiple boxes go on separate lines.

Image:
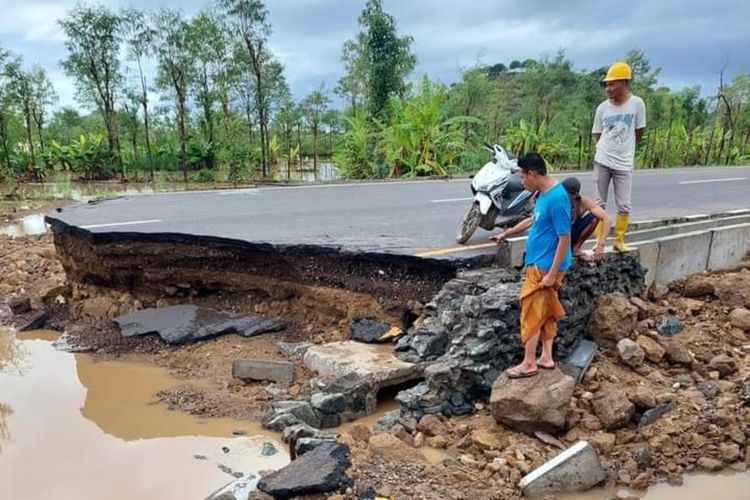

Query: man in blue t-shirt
left=506, top=152, right=572, bottom=379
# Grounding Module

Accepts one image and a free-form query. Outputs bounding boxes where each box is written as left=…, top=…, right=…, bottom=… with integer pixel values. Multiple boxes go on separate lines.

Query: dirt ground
left=1, top=211, right=749, bottom=500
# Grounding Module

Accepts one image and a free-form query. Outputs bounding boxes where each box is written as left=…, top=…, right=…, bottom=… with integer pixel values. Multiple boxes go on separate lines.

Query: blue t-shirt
left=524, top=183, right=572, bottom=272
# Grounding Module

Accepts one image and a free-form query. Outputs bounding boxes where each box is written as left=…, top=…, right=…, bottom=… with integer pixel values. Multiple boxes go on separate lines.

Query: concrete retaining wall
left=497, top=210, right=750, bottom=285
left=654, top=230, right=714, bottom=284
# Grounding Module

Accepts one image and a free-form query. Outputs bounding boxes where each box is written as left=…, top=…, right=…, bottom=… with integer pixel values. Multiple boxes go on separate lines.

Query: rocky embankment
left=2, top=228, right=749, bottom=499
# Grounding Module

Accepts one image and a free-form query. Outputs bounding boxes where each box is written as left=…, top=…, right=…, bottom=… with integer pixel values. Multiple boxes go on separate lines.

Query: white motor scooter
left=456, top=144, right=535, bottom=244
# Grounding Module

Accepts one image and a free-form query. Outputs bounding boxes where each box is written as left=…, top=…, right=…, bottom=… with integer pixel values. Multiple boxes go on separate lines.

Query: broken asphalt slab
left=257, top=442, right=352, bottom=498
left=113, top=305, right=284, bottom=345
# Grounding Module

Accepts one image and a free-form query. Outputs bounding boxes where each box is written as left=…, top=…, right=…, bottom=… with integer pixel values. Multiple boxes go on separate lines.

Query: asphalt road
left=47, top=166, right=750, bottom=261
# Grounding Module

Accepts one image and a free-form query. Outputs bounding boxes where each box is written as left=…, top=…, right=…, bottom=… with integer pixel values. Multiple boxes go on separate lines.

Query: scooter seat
left=503, top=174, right=525, bottom=198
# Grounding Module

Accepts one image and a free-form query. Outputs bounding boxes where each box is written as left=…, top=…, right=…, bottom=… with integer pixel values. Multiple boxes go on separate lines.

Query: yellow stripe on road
left=415, top=242, right=498, bottom=258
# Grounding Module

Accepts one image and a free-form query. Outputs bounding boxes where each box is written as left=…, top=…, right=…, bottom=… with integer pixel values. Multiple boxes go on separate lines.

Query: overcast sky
left=1, top=0, right=748, bottom=111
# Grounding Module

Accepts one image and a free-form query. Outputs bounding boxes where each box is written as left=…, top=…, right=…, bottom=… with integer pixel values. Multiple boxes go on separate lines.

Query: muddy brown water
left=2, top=328, right=748, bottom=499
left=0, top=328, right=288, bottom=500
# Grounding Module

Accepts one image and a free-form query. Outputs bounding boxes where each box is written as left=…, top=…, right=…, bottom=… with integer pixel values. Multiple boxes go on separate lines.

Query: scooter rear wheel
left=456, top=202, right=481, bottom=244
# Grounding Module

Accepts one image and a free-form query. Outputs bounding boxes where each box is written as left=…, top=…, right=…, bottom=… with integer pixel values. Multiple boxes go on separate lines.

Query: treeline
left=0, top=0, right=748, bottom=184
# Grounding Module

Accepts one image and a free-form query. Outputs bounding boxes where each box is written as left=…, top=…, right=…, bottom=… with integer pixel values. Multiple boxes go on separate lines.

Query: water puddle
left=0, top=214, right=48, bottom=237
left=558, top=469, right=750, bottom=499
left=0, top=328, right=288, bottom=500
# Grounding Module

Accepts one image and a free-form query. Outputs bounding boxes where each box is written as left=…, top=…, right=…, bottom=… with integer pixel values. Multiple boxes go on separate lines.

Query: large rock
left=349, top=317, right=399, bottom=343
left=519, top=441, right=605, bottom=497
left=490, top=368, right=575, bottom=435
left=587, top=293, right=638, bottom=347
left=264, top=400, right=320, bottom=429
left=367, top=433, right=425, bottom=462
left=257, top=442, right=351, bottom=498
left=304, top=341, right=421, bottom=419
left=592, top=389, right=635, bottom=430
left=708, top=354, right=738, bottom=377
left=636, top=336, right=665, bottom=363
left=13, top=308, right=49, bottom=332
left=617, top=339, right=645, bottom=368
left=713, top=272, right=750, bottom=308
left=656, top=315, right=683, bottom=337
left=232, top=359, right=295, bottom=385
left=416, top=414, right=449, bottom=437
left=114, top=305, right=284, bottom=345
left=304, top=341, right=420, bottom=386
left=8, top=296, right=31, bottom=315
left=683, top=276, right=715, bottom=298
left=728, top=308, right=750, bottom=331
left=663, top=339, right=693, bottom=365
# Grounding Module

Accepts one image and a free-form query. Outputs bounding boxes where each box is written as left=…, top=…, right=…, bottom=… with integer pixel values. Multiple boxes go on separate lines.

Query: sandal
left=506, top=366, right=538, bottom=379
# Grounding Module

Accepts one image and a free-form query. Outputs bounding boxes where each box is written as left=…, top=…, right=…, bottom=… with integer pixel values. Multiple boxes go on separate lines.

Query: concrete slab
left=708, top=223, right=750, bottom=271
left=303, top=341, right=421, bottom=386
left=632, top=240, right=660, bottom=288
left=559, top=340, right=598, bottom=384
left=519, top=440, right=605, bottom=497
left=233, top=358, right=295, bottom=385
left=654, top=230, right=713, bottom=284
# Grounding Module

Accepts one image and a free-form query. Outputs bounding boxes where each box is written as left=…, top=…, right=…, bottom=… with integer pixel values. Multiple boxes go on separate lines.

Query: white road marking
left=678, top=177, right=746, bottom=185
left=430, top=197, right=473, bottom=203
left=81, top=219, right=161, bottom=229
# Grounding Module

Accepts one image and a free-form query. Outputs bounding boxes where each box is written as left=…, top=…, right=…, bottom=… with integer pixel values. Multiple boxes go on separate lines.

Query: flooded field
left=0, top=328, right=288, bottom=500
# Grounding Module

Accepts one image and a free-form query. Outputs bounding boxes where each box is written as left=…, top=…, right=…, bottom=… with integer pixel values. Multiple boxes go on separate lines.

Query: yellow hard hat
left=604, top=61, right=632, bottom=82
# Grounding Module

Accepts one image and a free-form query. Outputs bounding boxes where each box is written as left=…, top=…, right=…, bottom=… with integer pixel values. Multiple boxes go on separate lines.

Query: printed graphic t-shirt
left=592, top=95, right=646, bottom=170
left=524, top=183, right=572, bottom=273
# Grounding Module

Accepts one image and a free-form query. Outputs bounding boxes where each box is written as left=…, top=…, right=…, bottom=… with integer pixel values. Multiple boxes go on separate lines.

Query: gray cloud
left=0, top=0, right=747, bottom=109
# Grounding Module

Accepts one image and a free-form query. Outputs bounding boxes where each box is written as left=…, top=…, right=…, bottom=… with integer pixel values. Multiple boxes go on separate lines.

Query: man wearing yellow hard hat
left=591, top=61, right=646, bottom=252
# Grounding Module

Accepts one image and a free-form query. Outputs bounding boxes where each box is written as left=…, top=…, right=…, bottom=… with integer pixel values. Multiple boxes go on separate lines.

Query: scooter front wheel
left=456, top=202, right=481, bottom=244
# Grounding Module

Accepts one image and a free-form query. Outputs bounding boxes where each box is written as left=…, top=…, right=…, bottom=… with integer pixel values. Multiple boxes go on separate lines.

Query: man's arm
left=635, top=128, right=645, bottom=141
left=542, top=234, right=571, bottom=287
left=593, top=133, right=601, bottom=143
left=491, top=217, right=532, bottom=242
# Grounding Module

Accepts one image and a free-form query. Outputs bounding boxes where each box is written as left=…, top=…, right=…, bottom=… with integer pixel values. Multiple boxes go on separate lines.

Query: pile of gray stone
left=394, top=254, right=646, bottom=425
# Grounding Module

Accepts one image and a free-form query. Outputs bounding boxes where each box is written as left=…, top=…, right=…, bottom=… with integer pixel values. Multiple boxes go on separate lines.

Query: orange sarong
left=519, top=266, right=566, bottom=344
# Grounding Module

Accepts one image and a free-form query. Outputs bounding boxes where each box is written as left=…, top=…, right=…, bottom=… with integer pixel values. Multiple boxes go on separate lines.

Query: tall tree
left=301, top=84, right=331, bottom=178
left=154, top=9, right=194, bottom=181
left=188, top=12, right=231, bottom=169
left=336, top=35, right=368, bottom=117
left=357, top=0, right=415, bottom=120
left=0, top=47, right=13, bottom=173
left=219, top=0, right=276, bottom=177
left=29, top=66, right=57, bottom=158
left=6, top=60, right=37, bottom=168
left=60, top=4, right=124, bottom=176
left=122, top=7, right=157, bottom=179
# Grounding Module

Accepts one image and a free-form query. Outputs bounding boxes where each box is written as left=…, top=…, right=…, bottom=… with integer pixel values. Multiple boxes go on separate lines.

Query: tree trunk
left=201, top=65, right=214, bottom=169
left=138, top=60, right=155, bottom=180
left=313, top=124, right=318, bottom=181
left=23, top=101, right=36, bottom=168
left=705, top=119, right=717, bottom=166
left=177, top=91, right=188, bottom=182
left=664, top=99, right=675, bottom=167
left=0, top=114, right=11, bottom=170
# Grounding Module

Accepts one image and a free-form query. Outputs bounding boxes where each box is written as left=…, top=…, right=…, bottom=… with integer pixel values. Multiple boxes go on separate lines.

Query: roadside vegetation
left=0, top=0, right=749, bottom=185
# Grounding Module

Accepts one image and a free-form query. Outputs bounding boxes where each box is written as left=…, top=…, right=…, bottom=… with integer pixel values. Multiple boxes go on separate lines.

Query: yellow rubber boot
left=614, top=214, right=632, bottom=252
left=594, top=220, right=603, bottom=240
